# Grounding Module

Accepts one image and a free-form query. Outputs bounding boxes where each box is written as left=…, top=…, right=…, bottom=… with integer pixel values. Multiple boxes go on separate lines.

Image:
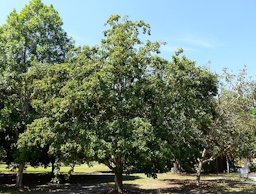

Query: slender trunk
left=196, top=148, right=207, bottom=186
left=51, top=157, right=56, bottom=176
left=196, top=160, right=203, bottom=186
left=226, top=157, right=230, bottom=174
left=114, top=165, right=123, bottom=193
left=51, top=162, right=55, bottom=175
left=51, top=161, right=61, bottom=183
left=16, top=162, right=25, bottom=188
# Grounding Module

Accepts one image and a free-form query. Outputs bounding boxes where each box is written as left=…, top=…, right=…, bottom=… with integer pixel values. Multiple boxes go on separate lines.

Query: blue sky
left=0, top=0, right=256, bottom=76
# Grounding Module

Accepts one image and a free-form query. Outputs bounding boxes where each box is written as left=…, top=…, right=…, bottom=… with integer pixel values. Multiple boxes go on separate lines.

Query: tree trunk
left=226, top=157, right=230, bottom=174
left=51, top=162, right=55, bottom=175
left=243, top=158, right=249, bottom=178
left=196, top=160, right=203, bottom=186
left=196, top=148, right=207, bottom=186
left=16, top=162, right=25, bottom=188
left=51, top=158, right=55, bottom=176
left=114, top=165, right=123, bottom=193
left=172, top=159, right=180, bottom=174
left=68, top=163, right=75, bottom=175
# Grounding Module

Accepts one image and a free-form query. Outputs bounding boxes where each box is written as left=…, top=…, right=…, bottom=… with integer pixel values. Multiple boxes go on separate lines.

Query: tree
left=21, top=14, right=223, bottom=192
left=84, top=16, right=177, bottom=192
left=194, top=68, right=256, bottom=185
left=22, top=15, right=168, bottom=192
left=220, top=69, right=256, bottom=165
left=0, top=0, right=73, bottom=187
left=17, top=62, right=96, bottom=180
left=161, top=51, right=218, bottom=183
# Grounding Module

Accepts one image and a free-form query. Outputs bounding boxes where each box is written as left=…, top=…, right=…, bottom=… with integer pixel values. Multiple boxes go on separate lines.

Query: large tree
left=21, top=15, right=169, bottom=192
left=22, top=15, right=220, bottom=193
left=0, top=0, right=73, bottom=187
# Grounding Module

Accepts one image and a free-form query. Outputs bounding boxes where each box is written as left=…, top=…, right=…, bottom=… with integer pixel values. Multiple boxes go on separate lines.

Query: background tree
left=0, top=0, right=73, bottom=187
left=194, top=68, right=256, bottom=185
left=17, top=62, right=97, bottom=181
left=152, top=51, right=219, bottom=182
left=219, top=69, right=256, bottom=168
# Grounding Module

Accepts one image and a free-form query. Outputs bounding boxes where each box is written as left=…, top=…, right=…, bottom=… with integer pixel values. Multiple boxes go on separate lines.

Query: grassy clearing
left=0, top=163, right=255, bottom=193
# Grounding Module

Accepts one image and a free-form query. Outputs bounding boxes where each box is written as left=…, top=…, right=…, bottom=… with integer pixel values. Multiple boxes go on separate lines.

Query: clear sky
left=0, top=0, right=256, bottom=76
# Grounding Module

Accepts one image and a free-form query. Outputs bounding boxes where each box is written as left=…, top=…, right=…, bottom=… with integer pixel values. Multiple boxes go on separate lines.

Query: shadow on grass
left=0, top=173, right=255, bottom=193
left=120, top=177, right=256, bottom=194
left=140, top=178, right=256, bottom=194
left=0, top=173, right=141, bottom=193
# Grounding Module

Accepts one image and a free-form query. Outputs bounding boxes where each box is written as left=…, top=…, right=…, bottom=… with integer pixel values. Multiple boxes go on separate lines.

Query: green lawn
left=0, top=163, right=109, bottom=174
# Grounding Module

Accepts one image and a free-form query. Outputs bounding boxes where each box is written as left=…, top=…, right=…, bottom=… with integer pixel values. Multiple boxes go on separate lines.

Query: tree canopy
left=16, top=15, right=220, bottom=192
left=0, top=0, right=73, bottom=187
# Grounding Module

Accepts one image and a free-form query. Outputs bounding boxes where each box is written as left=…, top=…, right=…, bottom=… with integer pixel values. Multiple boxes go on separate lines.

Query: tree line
left=0, top=0, right=255, bottom=193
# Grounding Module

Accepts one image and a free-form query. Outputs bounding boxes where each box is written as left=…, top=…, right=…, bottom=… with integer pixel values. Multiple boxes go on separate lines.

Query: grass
left=0, top=163, right=109, bottom=174
left=122, top=172, right=256, bottom=192
left=0, top=163, right=255, bottom=193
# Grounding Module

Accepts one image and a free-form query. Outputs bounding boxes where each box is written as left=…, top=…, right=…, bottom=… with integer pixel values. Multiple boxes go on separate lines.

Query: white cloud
left=161, top=45, right=196, bottom=53
left=177, top=35, right=220, bottom=49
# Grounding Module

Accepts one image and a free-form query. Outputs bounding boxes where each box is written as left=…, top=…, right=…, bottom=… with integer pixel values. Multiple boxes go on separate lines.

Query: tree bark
left=51, top=162, right=55, bottom=175
left=68, top=163, right=75, bottom=175
left=51, top=157, right=57, bottom=176
left=114, top=165, right=123, bottom=193
left=196, top=148, right=207, bottom=186
left=243, top=158, right=249, bottom=178
left=172, top=159, right=180, bottom=174
left=16, top=162, right=25, bottom=188
left=196, top=160, right=203, bottom=186
left=226, top=157, right=230, bottom=174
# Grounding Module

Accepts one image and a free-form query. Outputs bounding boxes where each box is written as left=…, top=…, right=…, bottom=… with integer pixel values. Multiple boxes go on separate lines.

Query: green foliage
left=22, top=16, right=219, bottom=192
left=0, top=0, right=73, bottom=72
left=210, top=68, right=256, bottom=161
left=22, top=63, right=96, bottom=164
left=0, top=0, right=73, bottom=166
left=17, top=118, right=54, bottom=166
left=24, top=16, right=168, bottom=177
left=251, top=108, right=256, bottom=116
left=164, top=53, right=218, bottom=171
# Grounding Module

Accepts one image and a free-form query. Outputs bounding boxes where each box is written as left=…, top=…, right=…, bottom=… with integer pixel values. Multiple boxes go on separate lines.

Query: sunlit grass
left=0, top=163, right=109, bottom=174
left=123, top=172, right=255, bottom=192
